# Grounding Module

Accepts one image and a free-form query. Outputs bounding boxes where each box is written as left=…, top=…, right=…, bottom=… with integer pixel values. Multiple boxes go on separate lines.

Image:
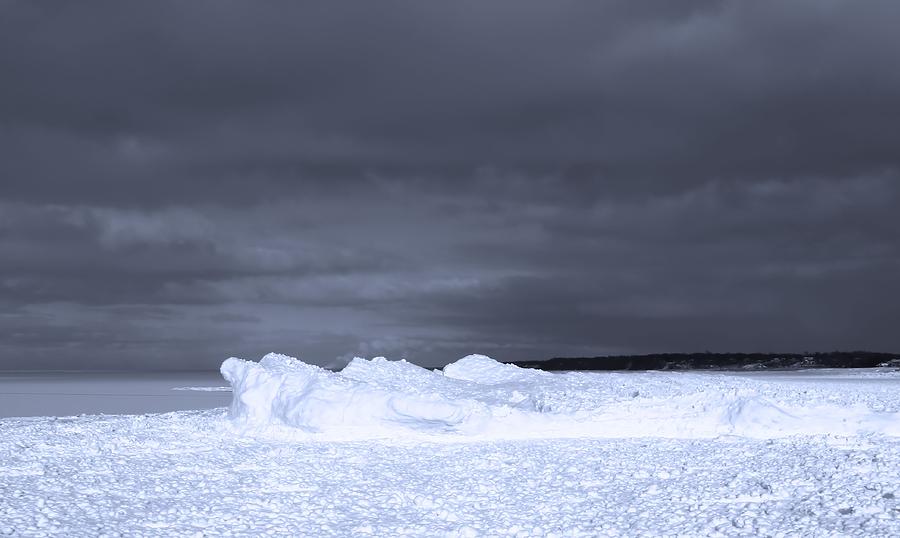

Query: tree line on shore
left=510, top=351, right=900, bottom=371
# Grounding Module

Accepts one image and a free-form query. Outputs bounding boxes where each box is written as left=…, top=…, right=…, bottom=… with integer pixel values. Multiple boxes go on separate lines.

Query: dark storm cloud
left=4, top=0, right=900, bottom=205
left=0, top=203, right=398, bottom=305
left=1, top=1, right=899, bottom=368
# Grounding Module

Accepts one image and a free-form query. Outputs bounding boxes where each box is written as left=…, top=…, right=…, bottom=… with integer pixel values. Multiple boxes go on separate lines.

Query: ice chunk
left=222, top=353, right=900, bottom=439
left=221, top=353, right=488, bottom=433
left=442, top=354, right=547, bottom=384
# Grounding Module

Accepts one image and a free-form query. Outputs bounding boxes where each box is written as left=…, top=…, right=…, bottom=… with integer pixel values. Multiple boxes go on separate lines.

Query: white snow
left=221, top=353, right=488, bottom=435
left=2, top=354, right=900, bottom=536
left=221, top=352, right=900, bottom=439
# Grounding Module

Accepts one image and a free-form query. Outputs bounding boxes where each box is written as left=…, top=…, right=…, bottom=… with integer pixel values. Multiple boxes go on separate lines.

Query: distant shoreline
left=510, top=351, right=900, bottom=371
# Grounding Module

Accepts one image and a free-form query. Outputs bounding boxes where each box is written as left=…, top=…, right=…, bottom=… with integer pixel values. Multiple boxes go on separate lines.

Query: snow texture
left=3, top=409, right=900, bottom=536
left=2, top=355, right=900, bottom=536
left=221, top=353, right=900, bottom=439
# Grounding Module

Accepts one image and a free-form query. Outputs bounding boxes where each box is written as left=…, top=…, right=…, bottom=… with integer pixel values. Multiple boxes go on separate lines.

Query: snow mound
left=221, top=353, right=900, bottom=439
left=221, top=354, right=490, bottom=434
left=442, top=354, right=547, bottom=384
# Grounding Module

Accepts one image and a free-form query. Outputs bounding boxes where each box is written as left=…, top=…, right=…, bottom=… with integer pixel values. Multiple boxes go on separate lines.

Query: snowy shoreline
left=2, top=357, right=899, bottom=536
left=3, top=409, right=899, bottom=536
left=220, top=353, right=900, bottom=440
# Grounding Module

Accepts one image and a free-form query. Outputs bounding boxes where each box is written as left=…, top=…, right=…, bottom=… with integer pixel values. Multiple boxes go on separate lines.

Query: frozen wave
left=221, top=353, right=900, bottom=439
left=221, top=354, right=488, bottom=434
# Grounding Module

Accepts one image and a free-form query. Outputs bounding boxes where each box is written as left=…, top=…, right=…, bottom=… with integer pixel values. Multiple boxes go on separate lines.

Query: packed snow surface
left=3, top=354, right=900, bottom=536
left=221, top=353, right=900, bottom=439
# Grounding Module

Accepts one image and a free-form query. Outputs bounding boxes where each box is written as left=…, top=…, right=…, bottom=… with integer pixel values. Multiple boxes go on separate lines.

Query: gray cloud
left=1, top=1, right=898, bottom=369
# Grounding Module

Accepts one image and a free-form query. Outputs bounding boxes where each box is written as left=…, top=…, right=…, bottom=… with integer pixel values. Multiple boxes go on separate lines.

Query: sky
left=2, top=1, right=899, bottom=370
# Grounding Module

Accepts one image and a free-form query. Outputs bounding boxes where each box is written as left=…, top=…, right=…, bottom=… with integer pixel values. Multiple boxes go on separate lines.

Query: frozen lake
left=1, top=367, right=897, bottom=419
left=2, top=359, right=899, bottom=536
left=0, top=371, right=230, bottom=418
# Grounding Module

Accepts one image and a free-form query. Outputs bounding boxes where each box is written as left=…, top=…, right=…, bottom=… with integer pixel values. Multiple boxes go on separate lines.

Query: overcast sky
left=2, top=1, right=899, bottom=370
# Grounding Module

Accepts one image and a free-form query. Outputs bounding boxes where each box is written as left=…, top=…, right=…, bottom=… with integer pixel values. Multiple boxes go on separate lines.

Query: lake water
left=0, top=371, right=231, bottom=418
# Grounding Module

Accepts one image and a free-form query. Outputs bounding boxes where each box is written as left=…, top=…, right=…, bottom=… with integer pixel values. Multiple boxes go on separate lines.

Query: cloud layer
left=2, top=1, right=899, bottom=368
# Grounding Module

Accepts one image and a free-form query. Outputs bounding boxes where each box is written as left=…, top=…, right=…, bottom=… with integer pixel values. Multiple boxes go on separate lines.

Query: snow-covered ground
left=2, top=354, right=899, bottom=536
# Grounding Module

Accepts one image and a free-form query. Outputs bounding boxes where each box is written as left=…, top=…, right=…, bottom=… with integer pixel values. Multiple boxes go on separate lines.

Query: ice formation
left=6, top=361, right=900, bottom=535
left=221, top=353, right=900, bottom=439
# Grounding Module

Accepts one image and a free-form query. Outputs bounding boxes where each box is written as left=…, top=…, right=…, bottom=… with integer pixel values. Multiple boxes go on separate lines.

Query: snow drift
left=221, top=353, right=900, bottom=439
